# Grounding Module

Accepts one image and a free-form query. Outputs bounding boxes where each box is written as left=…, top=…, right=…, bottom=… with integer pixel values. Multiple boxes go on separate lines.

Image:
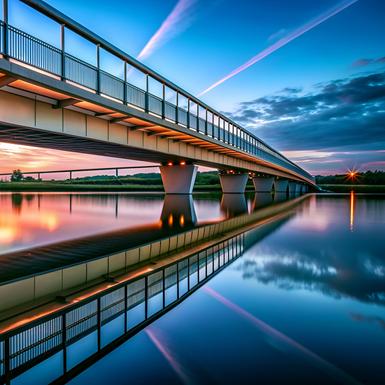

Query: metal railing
left=0, top=1, right=314, bottom=183
left=0, top=234, right=244, bottom=383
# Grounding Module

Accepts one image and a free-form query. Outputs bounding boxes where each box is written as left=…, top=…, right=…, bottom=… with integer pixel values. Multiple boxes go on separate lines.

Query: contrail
left=137, top=0, right=197, bottom=61
left=198, top=0, right=359, bottom=96
left=204, top=287, right=362, bottom=385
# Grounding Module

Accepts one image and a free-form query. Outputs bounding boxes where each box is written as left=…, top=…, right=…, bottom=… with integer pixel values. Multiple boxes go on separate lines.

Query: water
left=0, top=192, right=231, bottom=254
left=2, top=193, right=385, bottom=384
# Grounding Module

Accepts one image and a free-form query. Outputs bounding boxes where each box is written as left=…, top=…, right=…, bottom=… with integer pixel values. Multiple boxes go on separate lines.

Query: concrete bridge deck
left=0, top=0, right=316, bottom=194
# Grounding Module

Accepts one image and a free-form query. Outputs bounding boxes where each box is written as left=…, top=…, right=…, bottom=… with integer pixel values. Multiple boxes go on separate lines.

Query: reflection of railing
left=0, top=234, right=244, bottom=383
left=0, top=11, right=313, bottom=183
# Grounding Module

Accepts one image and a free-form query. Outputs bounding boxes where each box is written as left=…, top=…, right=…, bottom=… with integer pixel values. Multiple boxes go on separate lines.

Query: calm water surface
left=4, top=193, right=385, bottom=385
left=0, top=192, right=255, bottom=254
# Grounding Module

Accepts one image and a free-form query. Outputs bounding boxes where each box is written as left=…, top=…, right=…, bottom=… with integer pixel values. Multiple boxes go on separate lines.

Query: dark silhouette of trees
left=10, top=169, right=24, bottom=182
left=316, top=171, right=385, bottom=185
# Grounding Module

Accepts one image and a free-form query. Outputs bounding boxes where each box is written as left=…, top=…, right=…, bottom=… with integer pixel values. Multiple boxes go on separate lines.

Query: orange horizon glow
left=0, top=142, right=154, bottom=175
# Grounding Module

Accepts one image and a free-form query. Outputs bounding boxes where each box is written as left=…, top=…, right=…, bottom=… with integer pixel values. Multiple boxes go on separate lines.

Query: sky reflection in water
left=63, top=194, right=385, bottom=385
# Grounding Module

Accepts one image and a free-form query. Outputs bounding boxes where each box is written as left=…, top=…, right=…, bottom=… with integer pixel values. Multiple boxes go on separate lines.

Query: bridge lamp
left=167, top=162, right=173, bottom=166
left=180, top=161, right=186, bottom=166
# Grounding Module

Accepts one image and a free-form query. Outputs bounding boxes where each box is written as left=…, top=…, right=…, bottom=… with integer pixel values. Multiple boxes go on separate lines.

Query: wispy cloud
left=198, top=0, right=359, bottom=96
left=352, top=56, right=385, bottom=67
left=137, top=0, right=197, bottom=61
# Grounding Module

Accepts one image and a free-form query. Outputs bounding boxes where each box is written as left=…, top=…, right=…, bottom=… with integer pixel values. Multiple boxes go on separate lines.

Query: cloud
left=137, top=0, right=197, bottom=61
left=225, top=71, right=385, bottom=173
left=352, top=56, right=385, bottom=67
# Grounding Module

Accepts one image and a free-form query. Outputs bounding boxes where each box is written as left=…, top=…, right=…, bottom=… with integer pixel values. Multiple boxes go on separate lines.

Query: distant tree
left=10, top=169, right=24, bottom=182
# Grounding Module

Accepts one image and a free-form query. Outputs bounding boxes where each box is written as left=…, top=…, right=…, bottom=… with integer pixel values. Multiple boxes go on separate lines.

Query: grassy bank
left=0, top=181, right=252, bottom=192
left=319, top=184, right=385, bottom=193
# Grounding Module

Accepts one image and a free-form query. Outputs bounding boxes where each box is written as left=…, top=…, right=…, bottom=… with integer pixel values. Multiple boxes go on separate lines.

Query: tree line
left=316, top=171, right=385, bottom=185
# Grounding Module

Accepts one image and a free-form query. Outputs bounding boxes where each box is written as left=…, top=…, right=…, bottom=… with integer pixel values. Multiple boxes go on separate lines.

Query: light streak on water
left=203, top=286, right=362, bottom=385
left=146, top=327, right=193, bottom=384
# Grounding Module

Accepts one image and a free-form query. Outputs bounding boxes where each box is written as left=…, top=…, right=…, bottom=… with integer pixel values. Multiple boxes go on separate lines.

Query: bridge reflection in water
left=0, top=193, right=302, bottom=384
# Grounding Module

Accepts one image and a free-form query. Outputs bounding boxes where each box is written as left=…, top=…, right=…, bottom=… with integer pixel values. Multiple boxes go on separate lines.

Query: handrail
left=0, top=165, right=157, bottom=177
left=0, top=1, right=314, bottom=183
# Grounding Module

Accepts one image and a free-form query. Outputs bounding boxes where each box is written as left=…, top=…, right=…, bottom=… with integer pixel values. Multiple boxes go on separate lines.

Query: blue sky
left=2, top=0, right=385, bottom=174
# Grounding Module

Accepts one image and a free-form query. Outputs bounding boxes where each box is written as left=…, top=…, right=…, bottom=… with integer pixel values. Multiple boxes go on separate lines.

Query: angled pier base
left=160, top=164, right=197, bottom=194
left=275, top=179, right=289, bottom=193
left=219, top=173, right=248, bottom=194
left=252, top=176, right=274, bottom=193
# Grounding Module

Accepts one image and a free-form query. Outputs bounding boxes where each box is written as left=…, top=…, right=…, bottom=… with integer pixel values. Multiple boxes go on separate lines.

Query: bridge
left=0, top=0, right=316, bottom=194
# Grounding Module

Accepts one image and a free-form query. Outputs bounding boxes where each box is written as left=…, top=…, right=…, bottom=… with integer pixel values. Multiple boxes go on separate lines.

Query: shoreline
left=1, top=182, right=384, bottom=193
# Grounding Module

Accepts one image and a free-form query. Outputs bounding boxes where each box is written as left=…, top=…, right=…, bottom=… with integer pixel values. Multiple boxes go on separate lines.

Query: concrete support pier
left=275, top=179, right=289, bottom=193
left=219, top=173, right=248, bottom=193
left=160, top=164, right=197, bottom=194
left=252, top=176, right=274, bottom=193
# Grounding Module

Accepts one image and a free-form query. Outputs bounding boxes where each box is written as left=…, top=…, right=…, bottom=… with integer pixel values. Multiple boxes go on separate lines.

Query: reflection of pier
left=220, top=194, right=248, bottom=218
left=274, top=192, right=289, bottom=203
left=251, top=193, right=274, bottom=211
left=161, top=195, right=197, bottom=228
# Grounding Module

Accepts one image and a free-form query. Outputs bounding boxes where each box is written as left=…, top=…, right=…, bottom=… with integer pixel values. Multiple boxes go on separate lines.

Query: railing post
left=123, top=61, right=127, bottom=104
left=4, top=336, right=10, bottom=384
left=162, top=83, right=165, bottom=119
left=144, top=275, right=148, bottom=319
left=97, top=297, right=101, bottom=350
left=145, top=74, right=149, bottom=112
left=96, top=44, right=100, bottom=93
left=60, top=24, right=65, bottom=80
left=187, top=256, right=190, bottom=291
left=124, top=284, right=128, bottom=332
left=162, top=269, right=165, bottom=308
left=205, top=108, right=208, bottom=135
left=175, top=91, right=179, bottom=123
left=62, top=313, right=67, bottom=373
left=176, top=262, right=180, bottom=299
left=187, top=98, right=190, bottom=128
left=2, top=0, right=8, bottom=57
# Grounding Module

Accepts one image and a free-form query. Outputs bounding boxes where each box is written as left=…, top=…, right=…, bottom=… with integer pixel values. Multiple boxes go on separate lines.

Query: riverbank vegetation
left=0, top=171, right=256, bottom=192
left=316, top=171, right=385, bottom=192
left=2, top=170, right=385, bottom=193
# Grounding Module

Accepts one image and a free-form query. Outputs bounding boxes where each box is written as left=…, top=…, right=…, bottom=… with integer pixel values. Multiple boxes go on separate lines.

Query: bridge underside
left=0, top=58, right=316, bottom=197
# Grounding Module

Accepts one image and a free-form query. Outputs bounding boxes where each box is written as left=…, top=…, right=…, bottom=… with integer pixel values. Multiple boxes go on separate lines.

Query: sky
left=1, top=0, right=384, bottom=175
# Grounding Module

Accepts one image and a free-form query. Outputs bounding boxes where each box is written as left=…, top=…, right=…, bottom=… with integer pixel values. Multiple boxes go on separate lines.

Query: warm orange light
left=167, top=162, right=173, bottom=166
left=179, top=214, right=185, bottom=226
left=350, top=190, right=355, bottom=232
left=168, top=214, right=174, bottom=226
left=347, top=169, right=358, bottom=180
left=180, top=161, right=186, bottom=166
